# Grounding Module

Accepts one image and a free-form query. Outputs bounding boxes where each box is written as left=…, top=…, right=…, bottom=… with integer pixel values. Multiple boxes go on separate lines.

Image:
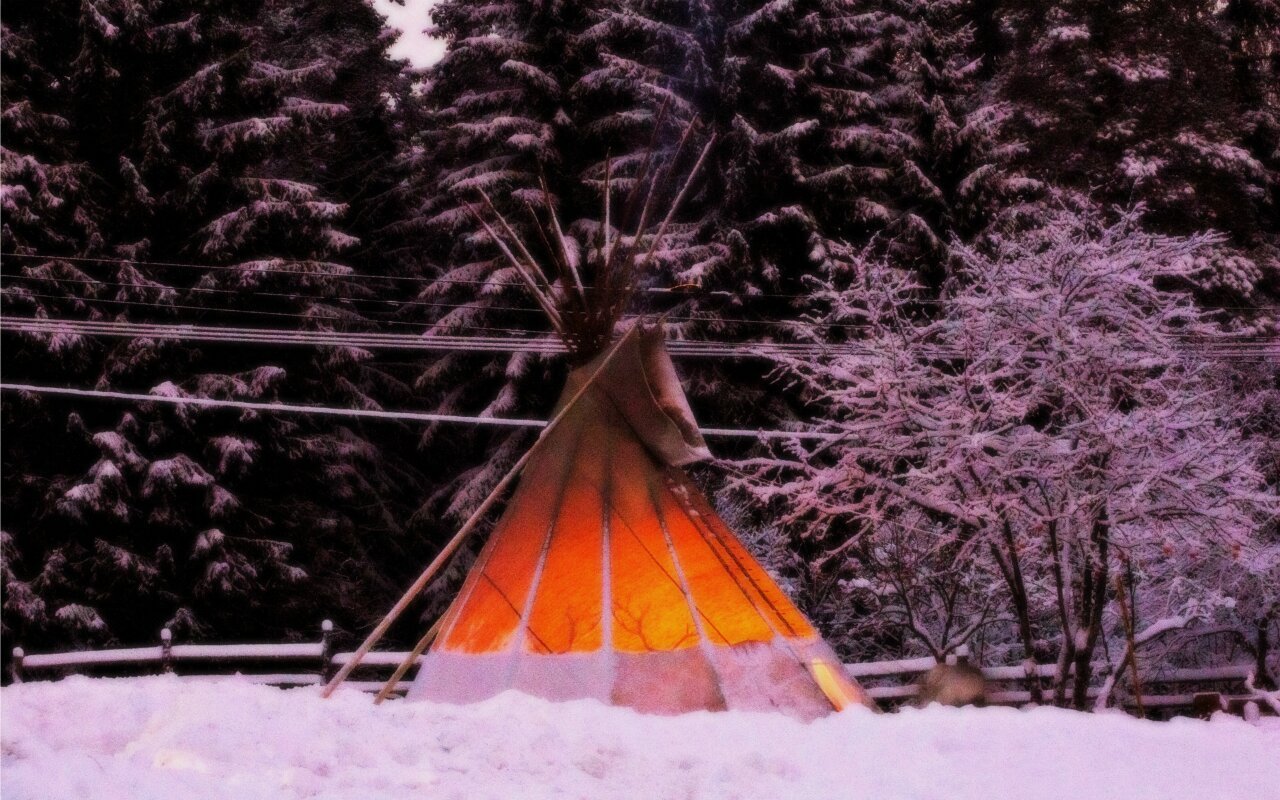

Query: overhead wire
left=4, top=278, right=1276, bottom=354
left=0, top=317, right=889, bottom=358
left=6, top=250, right=1277, bottom=311
left=3, top=251, right=1277, bottom=360
left=2, top=271, right=575, bottom=320
left=0, top=267, right=884, bottom=330
left=0, top=382, right=845, bottom=441
left=3, top=317, right=1277, bottom=362
left=2, top=251, right=739, bottom=297
left=0, top=291, right=579, bottom=337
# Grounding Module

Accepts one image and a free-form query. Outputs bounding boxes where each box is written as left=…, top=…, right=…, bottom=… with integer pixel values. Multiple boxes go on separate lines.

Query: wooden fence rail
left=6, top=624, right=1270, bottom=719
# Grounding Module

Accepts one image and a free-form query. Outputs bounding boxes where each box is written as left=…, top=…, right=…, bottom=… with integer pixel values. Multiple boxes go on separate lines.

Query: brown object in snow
left=917, top=661, right=989, bottom=708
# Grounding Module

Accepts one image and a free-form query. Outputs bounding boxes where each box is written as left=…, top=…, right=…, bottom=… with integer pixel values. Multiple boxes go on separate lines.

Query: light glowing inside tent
left=411, top=329, right=873, bottom=720
left=809, top=658, right=860, bottom=712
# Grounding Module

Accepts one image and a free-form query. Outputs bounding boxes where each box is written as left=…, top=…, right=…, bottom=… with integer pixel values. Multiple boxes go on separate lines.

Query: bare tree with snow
left=739, top=206, right=1278, bottom=706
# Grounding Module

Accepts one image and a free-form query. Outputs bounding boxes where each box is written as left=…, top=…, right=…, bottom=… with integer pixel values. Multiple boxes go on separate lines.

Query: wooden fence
left=7, top=623, right=1270, bottom=720
left=846, top=654, right=1267, bottom=719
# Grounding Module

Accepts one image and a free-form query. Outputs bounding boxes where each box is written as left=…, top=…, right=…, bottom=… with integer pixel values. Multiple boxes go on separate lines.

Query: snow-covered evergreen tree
left=2, top=0, right=421, bottom=648
left=1, top=4, right=101, bottom=309
left=995, top=0, right=1278, bottom=300
left=4, top=0, right=1273, bottom=673
left=399, top=0, right=921, bottom=514
left=389, top=0, right=608, bottom=532
left=878, top=0, right=1042, bottom=282
left=575, top=0, right=905, bottom=306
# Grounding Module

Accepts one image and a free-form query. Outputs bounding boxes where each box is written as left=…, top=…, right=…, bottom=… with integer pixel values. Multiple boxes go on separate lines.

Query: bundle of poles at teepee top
left=322, top=117, right=719, bottom=699
left=469, top=113, right=717, bottom=363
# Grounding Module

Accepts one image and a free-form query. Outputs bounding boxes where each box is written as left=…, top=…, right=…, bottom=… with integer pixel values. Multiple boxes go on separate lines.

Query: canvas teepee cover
left=409, top=325, right=872, bottom=719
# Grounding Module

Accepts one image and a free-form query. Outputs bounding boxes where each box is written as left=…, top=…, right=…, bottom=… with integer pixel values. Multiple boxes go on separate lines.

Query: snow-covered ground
left=3, top=676, right=1277, bottom=800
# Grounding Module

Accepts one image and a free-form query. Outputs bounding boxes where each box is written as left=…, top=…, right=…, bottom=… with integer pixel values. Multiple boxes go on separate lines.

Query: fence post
left=319, top=619, right=335, bottom=683
left=1191, top=691, right=1224, bottom=719
left=10, top=647, right=24, bottom=684
left=160, top=628, right=174, bottom=674
left=1242, top=700, right=1260, bottom=724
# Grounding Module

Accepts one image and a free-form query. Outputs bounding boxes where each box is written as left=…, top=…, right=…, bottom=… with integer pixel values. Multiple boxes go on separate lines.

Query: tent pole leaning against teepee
left=321, top=324, right=641, bottom=699
left=373, top=615, right=443, bottom=705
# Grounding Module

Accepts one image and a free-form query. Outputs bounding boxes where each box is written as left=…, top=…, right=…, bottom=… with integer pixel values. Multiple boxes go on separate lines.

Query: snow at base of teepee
left=3, top=677, right=1277, bottom=800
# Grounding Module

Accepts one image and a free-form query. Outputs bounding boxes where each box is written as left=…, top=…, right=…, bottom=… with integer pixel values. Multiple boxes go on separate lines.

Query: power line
left=0, top=317, right=877, bottom=358
left=1, top=251, right=723, bottom=297
left=6, top=249, right=1280, bottom=312
left=0, top=382, right=844, bottom=441
left=9, top=250, right=1278, bottom=338
left=1, top=271, right=567, bottom=320
left=1, top=268, right=880, bottom=330
left=1, top=291, right=565, bottom=336
left=4, top=317, right=1276, bottom=360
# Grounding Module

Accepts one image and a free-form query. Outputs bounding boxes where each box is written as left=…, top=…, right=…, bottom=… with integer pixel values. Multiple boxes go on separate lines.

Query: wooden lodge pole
left=373, top=616, right=443, bottom=705
left=321, top=325, right=639, bottom=698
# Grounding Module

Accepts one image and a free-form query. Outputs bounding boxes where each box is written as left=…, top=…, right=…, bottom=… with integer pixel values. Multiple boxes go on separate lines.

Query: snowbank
left=2, top=676, right=1276, bottom=800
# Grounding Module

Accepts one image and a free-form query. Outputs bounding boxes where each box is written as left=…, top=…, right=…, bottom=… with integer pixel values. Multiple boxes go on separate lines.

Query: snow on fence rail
left=845, top=655, right=1254, bottom=689
left=5, top=623, right=1264, bottom=717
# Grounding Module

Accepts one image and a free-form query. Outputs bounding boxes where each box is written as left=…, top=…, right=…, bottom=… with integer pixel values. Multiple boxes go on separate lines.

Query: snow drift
left=3, top=676, right=1277, bottom=800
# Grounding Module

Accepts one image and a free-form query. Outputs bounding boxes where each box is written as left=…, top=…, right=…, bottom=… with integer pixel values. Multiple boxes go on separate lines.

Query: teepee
left=408, top=324, right=870, bottom=718
left=323, top=120, right=872, bottom=719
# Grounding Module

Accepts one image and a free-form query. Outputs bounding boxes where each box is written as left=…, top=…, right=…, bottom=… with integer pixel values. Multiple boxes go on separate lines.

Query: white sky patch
left=370, top=0, right=444, bottom=68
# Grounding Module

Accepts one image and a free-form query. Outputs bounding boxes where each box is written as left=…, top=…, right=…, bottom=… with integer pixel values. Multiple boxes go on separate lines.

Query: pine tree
left=2, top=0, right=420, bottom=647
left=995, top=0, right=1278, bottom=300
left=389, top=0, right=602, bottom=528
left=396, top=0, right=960, bottom=522
left=880, top=0, right=1041, bottom=282
left=1222, top=0, right=1280, bottom=299
left=1, top=5, right=101, bottom=307
left=576, top=0, right=906, bottom=307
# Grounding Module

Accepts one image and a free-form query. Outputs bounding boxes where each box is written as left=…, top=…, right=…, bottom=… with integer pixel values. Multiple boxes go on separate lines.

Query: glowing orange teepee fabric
left=410, top=326, right=873, bottom=720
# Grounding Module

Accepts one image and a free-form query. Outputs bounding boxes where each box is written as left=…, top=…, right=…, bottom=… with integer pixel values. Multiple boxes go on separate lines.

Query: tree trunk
left=1257, top=614, right=1275, bottom=690
left=1046, top=518, right=1075, bottom=707
left=990, top=517, right=1044, bottom=704
left=1071, top=511, right=1111, bottom=709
